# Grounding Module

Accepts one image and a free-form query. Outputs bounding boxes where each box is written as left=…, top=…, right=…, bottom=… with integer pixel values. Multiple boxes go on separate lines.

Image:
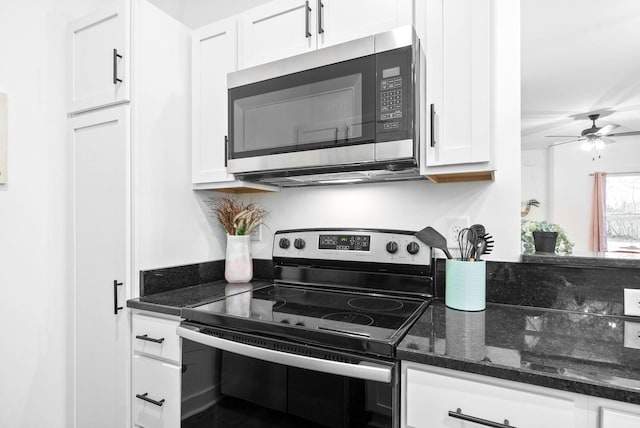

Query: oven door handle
left=176, top=326, right=392, bottom=384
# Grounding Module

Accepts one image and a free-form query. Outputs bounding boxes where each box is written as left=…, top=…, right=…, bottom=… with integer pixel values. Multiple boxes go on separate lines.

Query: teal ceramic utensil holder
left=445, top=260, right=486, bottom=311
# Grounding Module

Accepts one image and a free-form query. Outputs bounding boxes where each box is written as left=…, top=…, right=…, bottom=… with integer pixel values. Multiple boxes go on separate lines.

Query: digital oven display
left=318, top=234, right=371, bottom=251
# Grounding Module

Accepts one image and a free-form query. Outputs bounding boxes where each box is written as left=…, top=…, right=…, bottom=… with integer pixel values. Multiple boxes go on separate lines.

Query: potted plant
left=521, top=220, right=574, bottom=255
left=208, top=195, right=268, bottom=283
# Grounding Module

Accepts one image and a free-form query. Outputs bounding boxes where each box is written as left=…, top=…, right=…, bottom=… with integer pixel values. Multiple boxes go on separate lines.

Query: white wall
left=521, top=148, right=549, bottom=221
left=0, top=1, right=112, bottom=427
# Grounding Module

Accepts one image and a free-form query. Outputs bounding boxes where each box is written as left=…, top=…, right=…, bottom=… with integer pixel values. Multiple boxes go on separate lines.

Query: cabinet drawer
left=405, top=365, right=578, bottom=428
left=132, top=355, right=180, bottom=428
left=132, top=314, right=180, bottom=362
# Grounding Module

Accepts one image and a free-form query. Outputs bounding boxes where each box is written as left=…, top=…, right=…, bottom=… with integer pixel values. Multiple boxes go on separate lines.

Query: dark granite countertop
left=126, top=280, right=271, bottom=316
left=398, top=301, right=640, bottom=404
left=521, top=251, right=640, bottom=269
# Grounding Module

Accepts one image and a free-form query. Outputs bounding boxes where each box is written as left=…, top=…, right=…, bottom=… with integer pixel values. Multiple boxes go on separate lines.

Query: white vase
left=225, top=234, right=253, bottom=283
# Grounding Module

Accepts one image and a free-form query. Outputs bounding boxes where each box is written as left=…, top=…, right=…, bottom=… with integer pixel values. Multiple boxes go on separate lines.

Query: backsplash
left=435, top=259, right=640, bottom=316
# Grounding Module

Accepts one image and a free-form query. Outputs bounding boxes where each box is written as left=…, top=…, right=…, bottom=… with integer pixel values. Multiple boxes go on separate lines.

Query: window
left=606, top=174, right=640, bottom=252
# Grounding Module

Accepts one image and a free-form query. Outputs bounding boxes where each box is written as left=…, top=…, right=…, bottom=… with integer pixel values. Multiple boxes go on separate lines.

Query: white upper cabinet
left=239, top=0, right=316, bottom=69
left=318, top=0, right=411, bottom=49
left=422, top=0, right=494, bottom=181
left=239, top=0, right=411, bottom=69
left=192, top=18, right=279, bottom=192
left=192, top=18, right=237, bottom=185
left=68, top=0, right=130, bottom=114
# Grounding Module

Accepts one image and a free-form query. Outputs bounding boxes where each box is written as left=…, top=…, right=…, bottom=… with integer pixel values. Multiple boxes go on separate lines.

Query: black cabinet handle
left=113, top=280, right=123, bottom=315
left=135, top=334, right=165, bottom=344
left=136, top=392, right=165, bottom=407
left=224, top=135, right=229, bottom=167
left=448, top=408, right=515, bottom=428
left=113, top=48, right=123, bottom=84
left=304, top=1, right=311, bottom=38
left=317, top=0, right=324, bottom=34
left=430, top=103, right=438, bottom=147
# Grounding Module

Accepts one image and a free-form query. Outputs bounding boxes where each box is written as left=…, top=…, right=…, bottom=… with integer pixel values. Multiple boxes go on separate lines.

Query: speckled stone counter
left=522, top=251, right=640, bottom=269
left=398, top=301, right=640, bottom=404
left=127, top=280, right=270, bottom=316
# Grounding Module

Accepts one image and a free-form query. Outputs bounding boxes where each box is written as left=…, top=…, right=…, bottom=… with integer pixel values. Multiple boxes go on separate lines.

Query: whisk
left=457, top=227, right=477, bottom=261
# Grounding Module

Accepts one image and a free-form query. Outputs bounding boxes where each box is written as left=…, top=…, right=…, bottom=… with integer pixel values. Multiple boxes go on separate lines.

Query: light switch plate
left=624, top=322, right=640, bottom=349
left=624, top=288, right=640, bottom=316
left=250, top=224, right=262, bottom=241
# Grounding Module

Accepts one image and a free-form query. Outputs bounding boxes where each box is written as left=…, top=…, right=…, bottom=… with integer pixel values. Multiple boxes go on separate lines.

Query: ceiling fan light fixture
left=594, top=139, right=606, bottom=150
left=580, top=140, right=593, bottom=151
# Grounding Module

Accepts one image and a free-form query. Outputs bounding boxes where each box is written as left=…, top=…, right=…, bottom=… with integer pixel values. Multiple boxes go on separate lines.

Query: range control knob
left=279, top=238, right=290, bottom=249
left=294, top=238, right=306, bottom=250
left=386, top=241, right=399, bottom=254
left=407, top=241, right=420, bottom=255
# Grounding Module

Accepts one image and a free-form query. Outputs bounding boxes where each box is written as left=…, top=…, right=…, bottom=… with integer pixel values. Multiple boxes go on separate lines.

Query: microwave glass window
left=233, top=74, right=364, bottom=154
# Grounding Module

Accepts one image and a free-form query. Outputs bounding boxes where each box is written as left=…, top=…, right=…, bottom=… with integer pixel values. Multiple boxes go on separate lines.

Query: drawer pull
left=135, top=334, right=165, bottom=344
left=448, top=408, right=515, bottom=428
left=136, top=392, right=165, bottom=407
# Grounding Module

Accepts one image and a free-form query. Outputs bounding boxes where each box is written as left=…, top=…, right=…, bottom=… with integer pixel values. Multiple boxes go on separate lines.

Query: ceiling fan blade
left=595, top=124, right=619, bottom=136
left=549, top=137, right=585, bottom=147
left=606, top=131, right=640, bottom=137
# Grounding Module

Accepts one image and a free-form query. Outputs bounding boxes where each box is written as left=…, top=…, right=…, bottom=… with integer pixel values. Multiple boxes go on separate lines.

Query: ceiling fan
left=546, top=113, right=640, bottom=150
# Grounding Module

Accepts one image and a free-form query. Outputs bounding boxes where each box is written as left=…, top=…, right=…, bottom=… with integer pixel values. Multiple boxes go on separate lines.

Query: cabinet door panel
left=318, top=0, right=411, bottom=48
left=239, top=0, right=316, bottom=69
left=601, top=407, right=640, bottom=428
left=192, top=19, right=237, bottom=184
left=69, top=0, right=130, bottom=113
left=132, top=355, right=181, bottom=428
left=405, top=366, right=577, bottom=428
left=425, top=0, right=491, bottom=168
left=72, top=106, right=129, bottom=428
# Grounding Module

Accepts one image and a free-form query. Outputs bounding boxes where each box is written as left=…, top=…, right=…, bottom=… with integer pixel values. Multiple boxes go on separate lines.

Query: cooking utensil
left=415, top=226, right=453, bottom=259
left=467, top=224, right=485, bottom=259
left=457, top=227, right=477, bottom=261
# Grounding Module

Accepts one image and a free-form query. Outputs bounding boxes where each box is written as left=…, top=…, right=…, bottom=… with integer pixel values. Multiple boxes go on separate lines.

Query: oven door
left=177, top=324, right=399, bottom=428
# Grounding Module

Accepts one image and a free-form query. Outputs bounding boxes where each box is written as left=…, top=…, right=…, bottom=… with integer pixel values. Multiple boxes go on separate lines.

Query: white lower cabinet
left=591, top=398, right=640, bottom=428
left=402, top=362, right=588, bottom=428
left=132, top=313, right=181, bottom=428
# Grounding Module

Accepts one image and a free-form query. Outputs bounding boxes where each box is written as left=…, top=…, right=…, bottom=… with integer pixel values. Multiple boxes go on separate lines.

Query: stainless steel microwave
left=226, top=26, right=425, bottom=187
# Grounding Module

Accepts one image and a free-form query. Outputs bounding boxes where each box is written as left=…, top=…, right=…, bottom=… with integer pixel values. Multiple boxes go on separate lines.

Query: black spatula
left=415, top=226, right=453, bottom=259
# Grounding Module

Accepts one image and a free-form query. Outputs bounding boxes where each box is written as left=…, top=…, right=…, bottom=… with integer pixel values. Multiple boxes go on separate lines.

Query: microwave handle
left=176, top=325, right=392, bottom=384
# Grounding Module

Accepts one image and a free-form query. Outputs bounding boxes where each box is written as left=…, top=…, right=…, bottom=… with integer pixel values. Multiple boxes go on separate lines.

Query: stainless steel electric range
left=177, top=228, right=433, bottom=428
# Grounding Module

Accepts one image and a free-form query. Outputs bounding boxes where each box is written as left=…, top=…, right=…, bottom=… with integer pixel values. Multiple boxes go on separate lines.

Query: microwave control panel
left=376, top=46, right=412, bottom=140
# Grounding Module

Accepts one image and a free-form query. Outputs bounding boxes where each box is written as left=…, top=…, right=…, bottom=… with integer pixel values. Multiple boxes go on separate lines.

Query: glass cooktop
left=182, top=283, right=429, bottom=356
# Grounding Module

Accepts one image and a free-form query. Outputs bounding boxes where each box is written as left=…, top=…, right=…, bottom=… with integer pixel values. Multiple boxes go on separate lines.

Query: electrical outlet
left=250, top=224, right=262, bottom=241
left=444, top=216, right=470, bottom=249
left=624, top=321, right=640, bottom=349
left=624, top=289, right=640, bottom=316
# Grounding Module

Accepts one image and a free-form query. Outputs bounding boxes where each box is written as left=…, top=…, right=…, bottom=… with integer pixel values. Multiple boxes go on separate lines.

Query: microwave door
left=227, top=55, right=376, bottom=173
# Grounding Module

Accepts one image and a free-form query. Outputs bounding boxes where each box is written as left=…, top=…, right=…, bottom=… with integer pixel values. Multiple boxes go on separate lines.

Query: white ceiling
left=521, top=0, right=640, bottom=150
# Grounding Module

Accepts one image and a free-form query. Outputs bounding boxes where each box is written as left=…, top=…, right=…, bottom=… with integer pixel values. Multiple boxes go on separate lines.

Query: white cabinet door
left=71, top=106, right=130, bottom=428
left=404, top=363, right=581, bottom=428
left=601, top=407, right=640, bottom=428
left=192, top=18, right=237, bottom=185
left=132, top=355, right=181, bottom=428
left=318, top=0, right=411, bottom=48
left=68, top=0, right=130, bottom=113
left=424, top=0, right=491, bottom=169
left=239, top=0, right=316, bottom=69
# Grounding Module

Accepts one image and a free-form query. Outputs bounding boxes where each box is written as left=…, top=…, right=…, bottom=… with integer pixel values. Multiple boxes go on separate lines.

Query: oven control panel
left=273, top=229, right=430, bottom=265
